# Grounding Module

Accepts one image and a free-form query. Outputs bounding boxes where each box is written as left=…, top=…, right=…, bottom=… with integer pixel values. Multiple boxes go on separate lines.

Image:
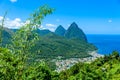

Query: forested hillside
left=0, top=5, right=120, bottom=80
left=0, top=23, right=97, bottom=59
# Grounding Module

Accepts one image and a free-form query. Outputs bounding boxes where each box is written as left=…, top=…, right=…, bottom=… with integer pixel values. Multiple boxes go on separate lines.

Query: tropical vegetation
left=0, top=5, right=120, bottom=80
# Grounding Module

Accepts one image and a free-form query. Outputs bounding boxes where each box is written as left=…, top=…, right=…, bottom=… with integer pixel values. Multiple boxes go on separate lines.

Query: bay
left=86, top=34, right=120, bottom=55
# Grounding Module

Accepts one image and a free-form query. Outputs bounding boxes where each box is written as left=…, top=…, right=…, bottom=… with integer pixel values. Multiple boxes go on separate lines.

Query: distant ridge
left=0, top=27, right=13, bottom=46
left=34, top=29, right=51, bottom=36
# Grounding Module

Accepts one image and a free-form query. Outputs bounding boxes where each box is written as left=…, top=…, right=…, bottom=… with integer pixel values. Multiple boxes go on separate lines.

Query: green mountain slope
left=1, top=25, right=97, bottom=59
left=0, top=27, right=13, bottom=46
left=65, top=22, right=87, bottom=42
left=30, top=33, right=97, bottom=59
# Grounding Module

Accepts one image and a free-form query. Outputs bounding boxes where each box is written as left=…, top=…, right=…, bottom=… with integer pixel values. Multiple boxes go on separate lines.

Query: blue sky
left=0, top=0, right=120, bottom=34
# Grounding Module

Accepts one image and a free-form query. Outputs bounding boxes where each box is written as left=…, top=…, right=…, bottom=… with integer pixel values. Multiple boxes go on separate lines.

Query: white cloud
left=40, top=25, right=43, bottom=28
left=10, top=0, right=17, bottom=3
left=0, top=16, right=24, bottom=29
left=39, top=25, right=46, bottom=30
left=15, top=18, right=21, bottom=22
left=108, top=19, right=112, bottom=23
left=46, top=24, right=56, bottom=27
left=45, top=23, right=57, bottom=32
left=5, top=18, right=24, bottom=29
left=39, top=25, right=55, bottom=32
left=0, top=16, right=3, bottom=21
left=6, top=18, right=10, bottom=21
left=0, top=16, right=56, bottom=31
left=25, top=20, right=30, bottom=25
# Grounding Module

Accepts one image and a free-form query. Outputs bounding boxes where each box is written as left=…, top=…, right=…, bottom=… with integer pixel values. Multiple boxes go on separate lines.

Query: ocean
left=86, top=34, right=120, bottom=55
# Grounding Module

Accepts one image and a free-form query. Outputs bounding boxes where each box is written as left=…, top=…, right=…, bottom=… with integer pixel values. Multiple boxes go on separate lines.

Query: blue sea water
left=86, top=34, right=120, bottom=55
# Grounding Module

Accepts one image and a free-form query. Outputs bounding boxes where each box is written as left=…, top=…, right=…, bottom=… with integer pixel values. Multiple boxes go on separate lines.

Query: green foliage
left=58, top=51, right=120, bottom=80
left=24, top=62, right=52, bottom=80
left=29, top=5, right=54, bottom=28
left=0, top=48, right=53, bottom=80
left=0, top=5, right=54, bottom=80
left=0, top=47, right=16, bottom=80
left=0, top=11, right=8, bottom=47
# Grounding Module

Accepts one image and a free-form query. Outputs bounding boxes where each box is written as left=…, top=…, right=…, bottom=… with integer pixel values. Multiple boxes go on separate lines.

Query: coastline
left=88, top=51, right=104, bottom=60
left=55, top=51, right=104, bottom=72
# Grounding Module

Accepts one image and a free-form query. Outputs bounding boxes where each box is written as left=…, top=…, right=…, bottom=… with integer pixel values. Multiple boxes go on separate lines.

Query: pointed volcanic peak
left=55, top=25, right=66, bottom=36
left=65, top=22, right=87, bottom=42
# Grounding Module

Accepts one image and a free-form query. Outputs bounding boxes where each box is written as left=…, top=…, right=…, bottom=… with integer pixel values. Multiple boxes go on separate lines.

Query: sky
left=0, top=0, right=120, bottom=34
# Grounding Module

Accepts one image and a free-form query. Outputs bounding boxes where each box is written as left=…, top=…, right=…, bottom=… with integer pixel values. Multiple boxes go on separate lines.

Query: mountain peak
left=68, top=22, right=79, bottom=30
left=71, top=22, right=78, bottom=26
left=65, top=22, right=87, bottom=42
left=55, top=25, right=66, bottom=36
left=57, top=25, right=64, bottom=28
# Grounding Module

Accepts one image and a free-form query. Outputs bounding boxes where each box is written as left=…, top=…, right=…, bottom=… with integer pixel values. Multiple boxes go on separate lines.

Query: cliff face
left=65, top=22, right=87, bottom=42
left=55, top=25, right=66, bottom=36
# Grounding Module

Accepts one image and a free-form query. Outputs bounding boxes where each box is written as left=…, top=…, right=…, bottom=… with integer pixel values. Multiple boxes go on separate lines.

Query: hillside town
left=54, top=51, right=103, bottom=72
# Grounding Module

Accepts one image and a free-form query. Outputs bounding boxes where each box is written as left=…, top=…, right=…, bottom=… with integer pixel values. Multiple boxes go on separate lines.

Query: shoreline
left=55, top=51, right=104, bottom=72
